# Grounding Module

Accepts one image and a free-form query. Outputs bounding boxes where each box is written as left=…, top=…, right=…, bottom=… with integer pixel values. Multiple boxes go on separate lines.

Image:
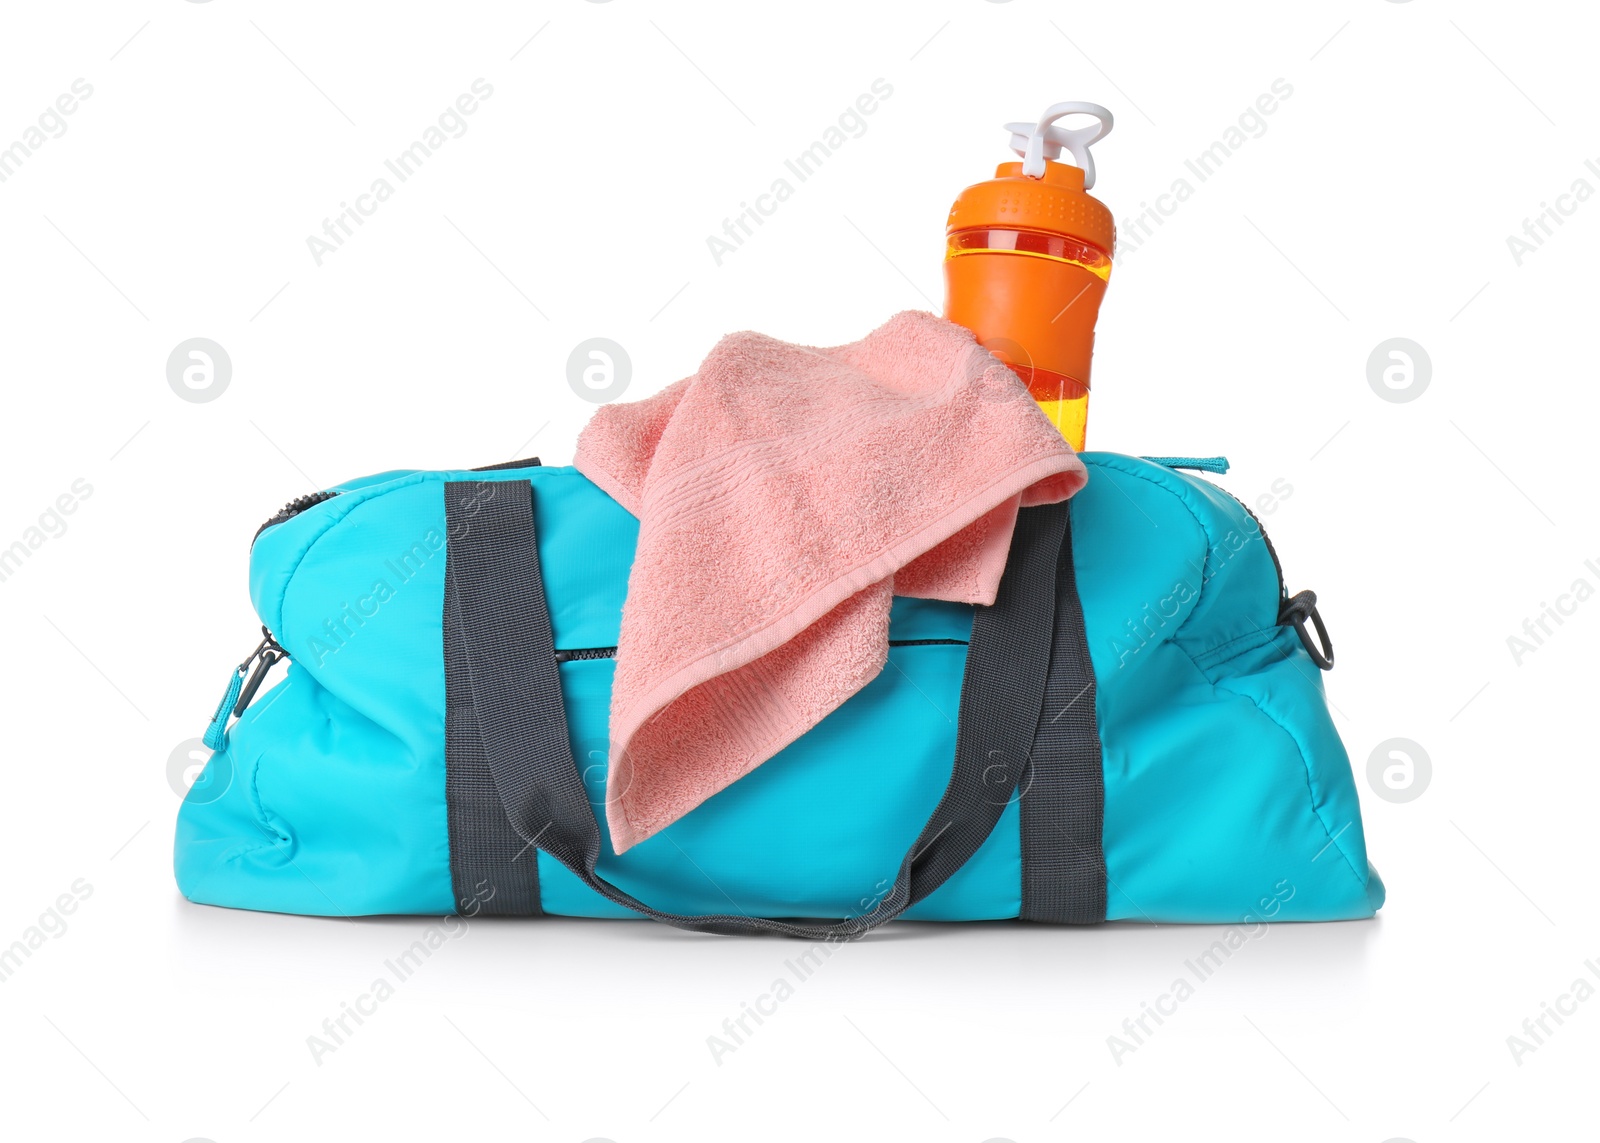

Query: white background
left=1, top=1, right=1594, bottom=1140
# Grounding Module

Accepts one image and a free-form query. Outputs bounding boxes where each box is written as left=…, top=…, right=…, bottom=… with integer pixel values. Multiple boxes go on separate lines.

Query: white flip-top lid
left=1004, top=102, right=1114, bottom=187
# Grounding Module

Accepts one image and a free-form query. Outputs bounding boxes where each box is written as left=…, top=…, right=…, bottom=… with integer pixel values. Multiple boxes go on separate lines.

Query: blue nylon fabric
left=177, top=454, right=1383, bottom=923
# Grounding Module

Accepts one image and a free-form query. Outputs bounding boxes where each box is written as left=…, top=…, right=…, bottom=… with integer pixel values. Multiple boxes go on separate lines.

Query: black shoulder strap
left=1019, top=500, right=1107, bottom=923
left=443, top=479, right=1085, bottom=937
left=443, top=491, right=544, bottom=916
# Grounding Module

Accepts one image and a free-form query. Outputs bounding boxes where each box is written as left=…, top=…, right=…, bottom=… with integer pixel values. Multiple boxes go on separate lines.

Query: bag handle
left=443, top=479, right=1068, bottom=938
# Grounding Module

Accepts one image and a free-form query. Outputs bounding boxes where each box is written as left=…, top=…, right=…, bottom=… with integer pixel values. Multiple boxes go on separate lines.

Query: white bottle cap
left=1005, top=102, right=1114, bottom=187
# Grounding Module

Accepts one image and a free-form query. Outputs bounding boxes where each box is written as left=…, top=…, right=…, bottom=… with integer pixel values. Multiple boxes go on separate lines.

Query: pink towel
left=575, top=310, right=1087, bottom=852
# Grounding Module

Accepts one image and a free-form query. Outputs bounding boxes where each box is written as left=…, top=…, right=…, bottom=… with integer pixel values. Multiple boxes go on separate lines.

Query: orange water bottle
left=944, top=102, right=1116, bottom=451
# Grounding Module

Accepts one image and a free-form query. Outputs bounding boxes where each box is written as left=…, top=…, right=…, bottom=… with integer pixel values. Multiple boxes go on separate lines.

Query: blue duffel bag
left=176, top=451, right=1384, bottom=934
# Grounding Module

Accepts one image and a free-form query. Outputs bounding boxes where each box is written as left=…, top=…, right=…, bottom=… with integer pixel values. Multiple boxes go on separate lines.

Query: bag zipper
left=1230, top=494, right=1287, bottom=604
left=254, top=490, right=341, bottom=542
left=555, top=646, right=621, bottom=663
left=470, top=455, right=543, bottom=472
left=1146, top=456, right=1286, bottom=601
left=250, top=458, right=541, bottom=546
left=234, top=628, right=288, bottom=713
left=1173, top=469, right=1334, bottom=668
left=203, top=626, right=287, bottom=751
left=204, top=631, right=970, bottom=750
left=554, top=638, right=968, bottom=663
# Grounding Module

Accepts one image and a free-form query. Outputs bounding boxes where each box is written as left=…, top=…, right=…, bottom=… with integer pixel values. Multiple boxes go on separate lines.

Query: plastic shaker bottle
left=944, top=102, right=1116, bottom=451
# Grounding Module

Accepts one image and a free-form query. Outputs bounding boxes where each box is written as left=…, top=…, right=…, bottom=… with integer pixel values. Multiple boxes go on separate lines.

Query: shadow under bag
left=176, top=452, right=1384, bottom=932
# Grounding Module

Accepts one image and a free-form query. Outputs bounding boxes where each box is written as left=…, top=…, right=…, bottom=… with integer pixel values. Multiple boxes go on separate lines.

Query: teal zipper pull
left=1144, top=455, right=1230, bottom=474
left=203, top=672, right=245, bottom=751
left=202, top=628, right=286, bottom=751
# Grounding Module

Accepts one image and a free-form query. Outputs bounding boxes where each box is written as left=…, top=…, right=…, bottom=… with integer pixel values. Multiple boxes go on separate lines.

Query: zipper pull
left=202, top=627, right=287, bottom=751
left=1144, top=456, right=1231, bottom=474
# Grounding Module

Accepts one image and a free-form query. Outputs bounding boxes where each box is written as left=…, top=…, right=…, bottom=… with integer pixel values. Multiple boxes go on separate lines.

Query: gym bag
left=175, top=452, right=1385, bottom=935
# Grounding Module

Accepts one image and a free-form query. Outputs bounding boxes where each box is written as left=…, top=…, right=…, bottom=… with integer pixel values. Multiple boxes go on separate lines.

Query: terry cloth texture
left=574, top=310, right=1087, bottom=851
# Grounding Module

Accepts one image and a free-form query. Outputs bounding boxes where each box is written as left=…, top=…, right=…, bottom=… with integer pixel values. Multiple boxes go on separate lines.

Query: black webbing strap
left=443, top=482, right=542, bottom=916
left=441, top=480, right=1073, bottom=937
left=1019, top=500, right=1107, bottom=924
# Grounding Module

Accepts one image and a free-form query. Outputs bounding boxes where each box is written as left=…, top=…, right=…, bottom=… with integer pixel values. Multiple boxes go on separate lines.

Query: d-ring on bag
left=175, top=453, right=1384, bottom=932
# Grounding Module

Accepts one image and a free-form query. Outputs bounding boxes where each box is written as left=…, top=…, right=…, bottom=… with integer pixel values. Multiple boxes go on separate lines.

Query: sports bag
left=175, top=451, right=1385, bottom=934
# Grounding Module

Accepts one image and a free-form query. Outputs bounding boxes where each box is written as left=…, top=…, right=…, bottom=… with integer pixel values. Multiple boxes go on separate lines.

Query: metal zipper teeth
left=1147, top=460, right=1285, bottom=602
left=554, top=638, right=968, bottom=663
left=254, top=490, right=342, bottom=543
left=1176, top=473, right=1287, bottom=602
left=251, top=459, right=541, bottom=545
left=1231, top=494, right=1287, bottom=601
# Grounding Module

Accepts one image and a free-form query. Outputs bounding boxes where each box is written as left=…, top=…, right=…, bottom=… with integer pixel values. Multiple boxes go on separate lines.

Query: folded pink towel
left=575, top=310, right=1087, bottom=852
